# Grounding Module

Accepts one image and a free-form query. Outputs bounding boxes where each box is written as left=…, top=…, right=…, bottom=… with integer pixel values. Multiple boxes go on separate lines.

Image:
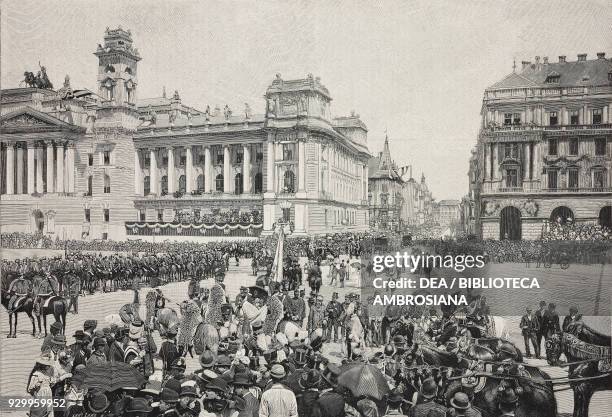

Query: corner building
left=473, top=53, right=612, bottom=239
left=0, top=28, right=370, bottom=240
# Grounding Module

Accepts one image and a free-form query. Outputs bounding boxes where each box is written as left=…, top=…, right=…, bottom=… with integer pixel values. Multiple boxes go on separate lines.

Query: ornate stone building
left=0, top=27, right=371, bottom=240
left=472, top=53, right=612, bottom=239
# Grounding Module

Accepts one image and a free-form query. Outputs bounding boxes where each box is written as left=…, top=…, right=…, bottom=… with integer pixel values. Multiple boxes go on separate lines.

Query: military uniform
left=325, top=294, right=343, bottom=342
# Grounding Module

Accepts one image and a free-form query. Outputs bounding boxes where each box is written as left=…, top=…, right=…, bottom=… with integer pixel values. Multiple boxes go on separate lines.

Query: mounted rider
left=7, top=273, right=32, bottom=314
left=32, top=272, right=60, bottom=316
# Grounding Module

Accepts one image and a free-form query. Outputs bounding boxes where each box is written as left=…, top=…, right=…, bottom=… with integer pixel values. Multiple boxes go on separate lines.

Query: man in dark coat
left=41, top=321, right=63, bottom=352
left=519, top=307, right=540, bottom=358
left=159, top=325, right=180, bottom=377
left=562, top=306, right=582, bottom=331
left=408, top=378, right=445, bottom=417
left=541, top=303, right=561, bottom=340
left=534, top=300, right=547, bottom=356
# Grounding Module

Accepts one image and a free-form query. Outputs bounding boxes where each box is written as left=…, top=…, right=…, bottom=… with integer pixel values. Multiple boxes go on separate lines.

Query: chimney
left=543, top=56, right=549, bottom=64
left=559, top=55, right=566, bottom=63
left=521, top=60, right=531, bottom=69
left=577, top=53, right=587, bottom=62
left=597, top=52, right=606, bottom=59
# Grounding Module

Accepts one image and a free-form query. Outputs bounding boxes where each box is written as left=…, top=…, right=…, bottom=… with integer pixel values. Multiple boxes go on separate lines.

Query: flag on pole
left=270, top=225, right=285, bottom=282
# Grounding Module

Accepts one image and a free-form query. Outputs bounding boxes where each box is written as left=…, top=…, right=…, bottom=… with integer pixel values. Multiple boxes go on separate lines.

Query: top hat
left=125, top=397, right=153, bottom=414
left=88, top=392, right=109, bottom=414
left=160, top=388, right=179, bottom=404
left=232, top=371, right=252, bottom=386
left=293, top=347, right=308, bottom=365
left=200, top=351, right=216, bottom=369
left=93, top=337, right=107, bottom=348
left=50, top=321, right=62, bottom=332
left=420, top=378, right=437, bottom=399
left=263, top=349, right=278, bottom=364
left=387, top=391, right=406, bottom=405
left=73, top=330, right=86, bottom=339
left=450, top=392, right=470, bottom=410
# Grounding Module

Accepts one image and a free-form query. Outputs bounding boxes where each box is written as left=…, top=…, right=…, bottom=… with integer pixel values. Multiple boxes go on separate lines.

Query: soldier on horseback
left=7, top=273, right=32, bottom=314
left=32, top=272, right=60, bottom=316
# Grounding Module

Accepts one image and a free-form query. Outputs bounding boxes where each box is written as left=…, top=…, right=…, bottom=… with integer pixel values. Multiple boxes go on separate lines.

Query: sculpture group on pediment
left=23, top=63, right=53, bottom=89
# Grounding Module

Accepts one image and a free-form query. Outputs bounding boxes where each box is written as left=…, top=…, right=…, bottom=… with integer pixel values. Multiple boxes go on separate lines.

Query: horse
left=546, top=331, right=611, bottom=417
left=35, top=295, right=68, bottom=337
left=566, top=320, right=612, bottom=346
left=0, top=290, right=36, bottom=338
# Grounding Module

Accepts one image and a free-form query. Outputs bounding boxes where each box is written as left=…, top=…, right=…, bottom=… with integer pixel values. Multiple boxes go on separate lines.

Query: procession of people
left=1, top=230, right=611, bottom=417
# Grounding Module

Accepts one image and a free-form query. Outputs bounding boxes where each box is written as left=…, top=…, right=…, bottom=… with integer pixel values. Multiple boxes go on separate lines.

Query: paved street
left=0, top=254, right=610, bottom=416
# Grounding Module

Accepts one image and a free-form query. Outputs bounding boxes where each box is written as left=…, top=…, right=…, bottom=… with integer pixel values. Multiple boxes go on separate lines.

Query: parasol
left=72, top=362, right=146, bottom=393
left=350, top=262, right=362, bottom=269
left=337, top=363, right=390, bottom=400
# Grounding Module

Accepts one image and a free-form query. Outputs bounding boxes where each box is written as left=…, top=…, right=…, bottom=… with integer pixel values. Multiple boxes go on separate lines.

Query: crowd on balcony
left=542, top=219, right=612, bottom=242
left=172, top=209, right=262, bottom=225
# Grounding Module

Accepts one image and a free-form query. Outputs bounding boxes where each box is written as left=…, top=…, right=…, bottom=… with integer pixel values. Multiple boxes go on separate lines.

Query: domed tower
left=94, top=27, right=141, bottom=107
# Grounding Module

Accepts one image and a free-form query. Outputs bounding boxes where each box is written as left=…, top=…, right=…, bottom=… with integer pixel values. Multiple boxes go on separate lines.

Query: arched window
left=215, top=174, right=224, bottom=192
left=599, top=206, right=612, bottom=229
left=143, top=176, right=150, bottom=196
left=254, top=173, right=263, bottom=193
left=550, top=206, right=574, bottom=224
left=103, top=174, right=111, bottom=194
left=283, top=170, right=296, bottom=193
left=235, top=173, right=243, bottom=195
left=178, top=175, right=186, bottom=193
left=161, top=176, right=168, bottom=195
left=87, top=176, right=93, bottom=196
left=197, top=174, right=204, bottom=192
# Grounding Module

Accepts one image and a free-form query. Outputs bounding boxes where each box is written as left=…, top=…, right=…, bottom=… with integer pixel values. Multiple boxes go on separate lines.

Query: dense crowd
left=542, top=220, right=612, bottom=241
left=173, top=210, right=263, bottom=225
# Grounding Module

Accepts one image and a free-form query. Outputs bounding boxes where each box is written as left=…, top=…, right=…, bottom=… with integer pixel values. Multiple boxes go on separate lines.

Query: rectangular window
left=503, top=143, right=518, bottom=159
left=548, top=138, right=558, bottom=155
left=216, top=153, right=224, bottom=164
left=568, top=169, right=579, bottom=189
left=513, top=113, right=521, bottom=125
left=547, top=170, right=558, bottom=189
left=549, top=112, right=558, bottom=126
left=103, top=209, right=110, bottom=223
left=84, top=208, right=91, bottom=223
left=593, top=170, right=606, bottom=188
left=595, top=138, right=607, bottom=156
left=103, top=150, right=111, bottom=165
left=504, top=113, right=512, bottom=126
left=162, top=156, right=169, bottom=167
left=236, top=152, right=243, bottom=164
left=570, top=110, right=579, bottom=125
left=157, top=209, right=163, bottom=222
left=180, top=155, right=187, bottom=166
left=282, top=208, right=291, bottom=222
left=505, top=169, right=518, bottom=187
left=256, top=152, right=263, bottom=162
left=569, top=138, right=579, bottom=156
left=102, top=232, right=108, bottom=240
left=139, top=210, right=145, bottom=222
left=88, top=154, right=94, bottom=166
left=282, top=144, right=295, bottom=161
left=144, top=155, right=150, bottom=168
left=592, top=109, right=602, bottom=125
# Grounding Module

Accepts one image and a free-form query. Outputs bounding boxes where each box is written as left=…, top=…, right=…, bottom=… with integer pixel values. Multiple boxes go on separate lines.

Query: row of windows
left=88, top=151, right=111, bottom=166
left=84, top=208, right=110, bottom=223
left=327, top=208, right=358, bottom=225
left=85, top=175, right=111, bottom=196
left=548, top=138, right=607, bottom=156
left=502, top=167, right=608, bottom=189
left=503, top=108, right=605, bottom=127
left=144, top=150, right=264, bottom=168
left=144, top=173, right=264, bottom=195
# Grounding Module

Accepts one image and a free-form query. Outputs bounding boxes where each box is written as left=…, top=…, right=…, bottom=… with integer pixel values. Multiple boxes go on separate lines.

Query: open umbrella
left=337, top=363, right=390, bottom=400
left=73, top=362, right=146, bottom=393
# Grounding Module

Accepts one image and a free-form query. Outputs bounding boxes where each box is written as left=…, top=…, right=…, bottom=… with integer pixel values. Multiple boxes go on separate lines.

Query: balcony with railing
left=486, top=123, right=612, bottom=133
left=482, top=181, right=612, bottom=194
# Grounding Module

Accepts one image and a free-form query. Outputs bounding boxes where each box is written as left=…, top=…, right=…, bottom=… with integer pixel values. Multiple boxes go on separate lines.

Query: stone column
left=134, top=148, right=141, bottom=196
left=298, top=140, right=306, bottom=192
left=533, top=142, right=540, bottom=185
left=56, top=142, right=64, bottom=193
left=223, top=145, right=231, bottom=193
left=150, top=148, right=158, bottom=195
left=36, top=143, right=44, bottom=193
left=491, top=143, right=498, bottom=181
left=65, top=142, right=75, bottom=193
left=45, top=140, right=54, bottom=193
left=16, top=143, right=24, bottom=194
left=185, top=146, right=193, bottom=193
left=5, top=141, right=15, bottom=195
left=525, top=142, right=531, bottom=182
left=204, top=146, right=212, bottom=193
left=603, top=105, right=609, bottom=124
left=243, top=144, right=251, bottom=193
left=167, top=147, right=176, bottom=194
left=483, top=143, right=488, bottom=182
left=266, top=140, right=274, bottom=193
left=27, top=143, right=35, bottom=194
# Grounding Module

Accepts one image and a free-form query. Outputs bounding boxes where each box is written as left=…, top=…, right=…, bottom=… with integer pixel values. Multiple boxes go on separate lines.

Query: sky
left=2, top=0, right=611, bottom=200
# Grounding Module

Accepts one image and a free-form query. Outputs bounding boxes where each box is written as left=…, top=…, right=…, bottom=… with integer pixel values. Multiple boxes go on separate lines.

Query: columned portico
left=223, top=145, right=230, bottom=193
left=266, top=140, right=274, bottom=193
left=27, top=144, right=35, bottom=194
left=5, top=141, right=15, bottom=195
left=16, top=143, right=24, bottom=194
left=45, top=140, right=54, bottom=193
left=167, top=146, right=176, bottom=194
left=243, top=144, right=251, bottom=193
left=35, top=143, right=44, bottom=194
left=204, top=146, right=212, bottom=193
left=65, top=142, right=75, bottom=193
left=150, top=148, right=158, bottom=195
left=134, top=149, right=142, bottom=196
left=56, top=142, right=64, bottom=193
left=185, top=146, right=193, bottom=193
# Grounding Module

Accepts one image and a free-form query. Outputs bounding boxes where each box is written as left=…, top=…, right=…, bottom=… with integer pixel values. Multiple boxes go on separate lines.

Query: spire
left=380, top=133, right=393, bottom=171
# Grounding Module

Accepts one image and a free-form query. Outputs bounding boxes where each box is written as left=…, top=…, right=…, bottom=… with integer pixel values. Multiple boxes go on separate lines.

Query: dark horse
left=35, top=295, right=68, bottom=337
left=546, top=331, right=611, bottom=417
left=401, top=343, right=556, bottom=417
left=0, top=290, right=37, bottom=338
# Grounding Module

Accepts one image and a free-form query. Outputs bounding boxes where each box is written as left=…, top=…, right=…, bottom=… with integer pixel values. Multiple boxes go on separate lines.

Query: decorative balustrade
left=125, top=221, right=263, bottom=237
left=486, top=123, right=612, bottom=132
